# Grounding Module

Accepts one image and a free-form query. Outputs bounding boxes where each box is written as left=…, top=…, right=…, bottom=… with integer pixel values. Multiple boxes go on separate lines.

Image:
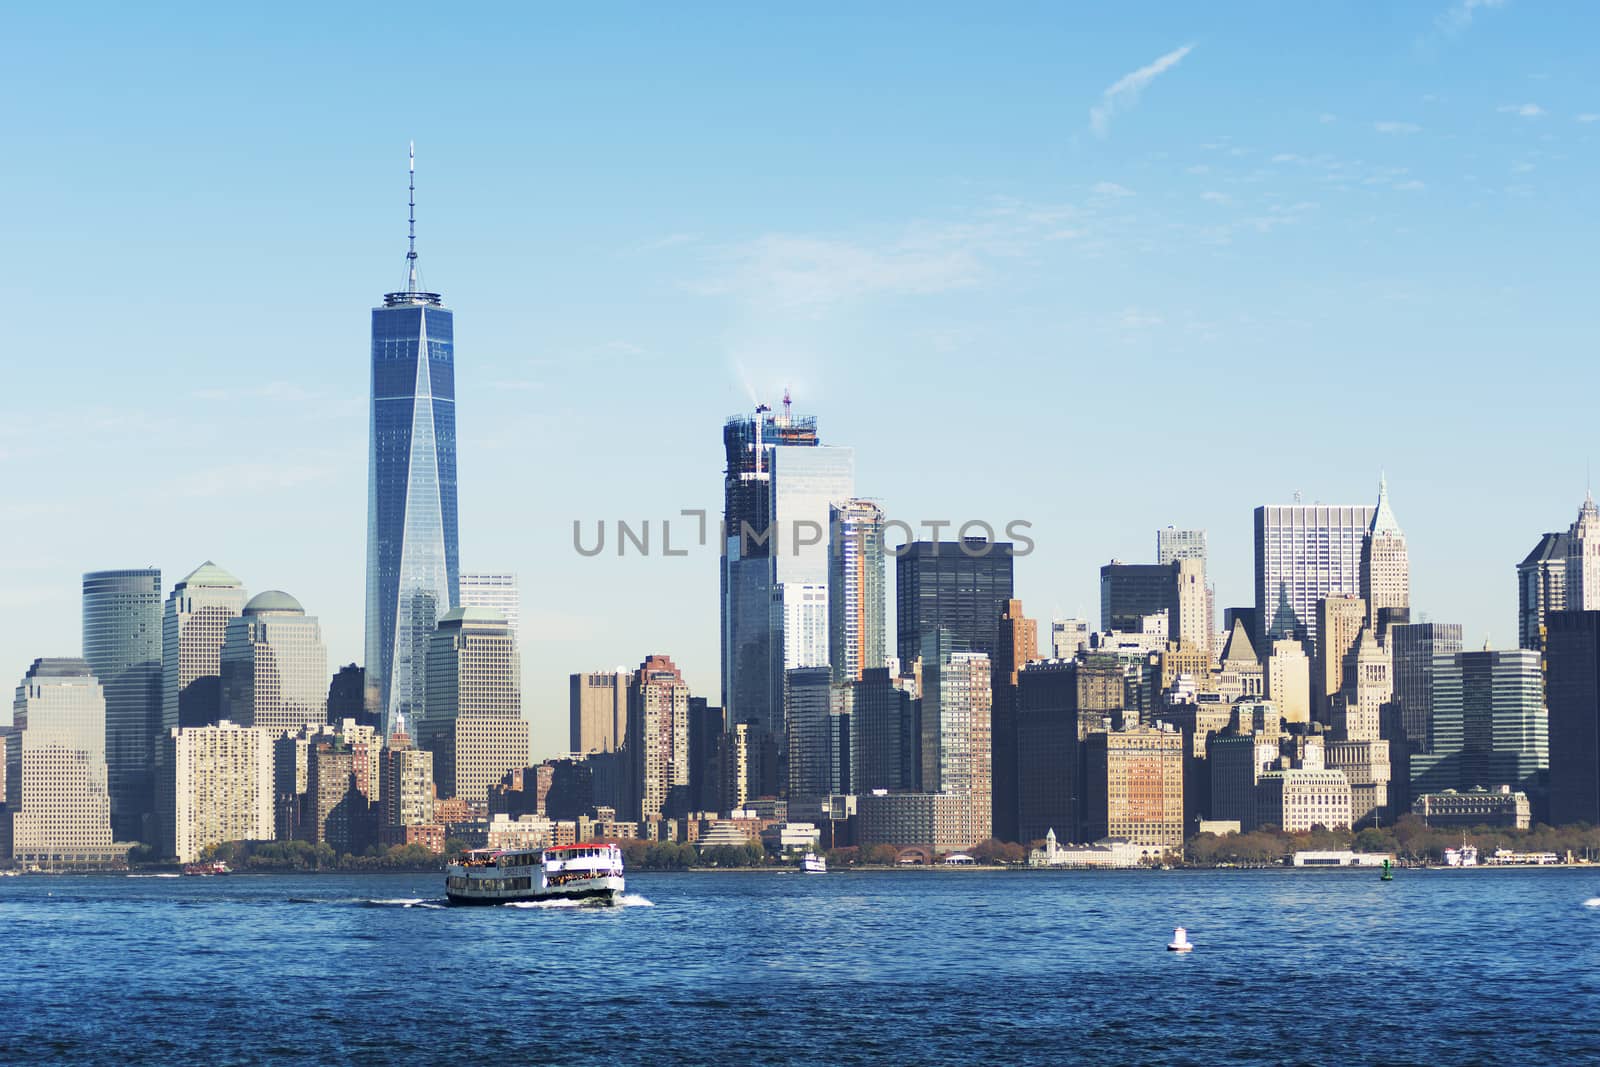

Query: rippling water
left=4, top=867, right=1600, bottom=1064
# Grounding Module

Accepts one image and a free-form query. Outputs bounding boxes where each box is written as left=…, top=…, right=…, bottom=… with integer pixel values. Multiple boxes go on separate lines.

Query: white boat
left=801, top=851, right=827, bottom=874
left=446, top=843, right=625, bottom=906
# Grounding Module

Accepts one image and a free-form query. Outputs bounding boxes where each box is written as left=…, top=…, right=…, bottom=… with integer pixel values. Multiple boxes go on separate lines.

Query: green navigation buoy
left=1380, top=859, right=1394, bottom=882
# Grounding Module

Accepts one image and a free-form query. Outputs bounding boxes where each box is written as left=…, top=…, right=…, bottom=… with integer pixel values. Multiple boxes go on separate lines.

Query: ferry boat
left=445, top=843, right=625, bottom=906
left=182, top=861, right=232, bottom=877
left=801, top=851, right=827, bottom=874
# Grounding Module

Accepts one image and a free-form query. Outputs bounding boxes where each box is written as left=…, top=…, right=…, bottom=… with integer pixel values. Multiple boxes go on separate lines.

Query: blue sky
left=4, top=2, right=1598, bottom=755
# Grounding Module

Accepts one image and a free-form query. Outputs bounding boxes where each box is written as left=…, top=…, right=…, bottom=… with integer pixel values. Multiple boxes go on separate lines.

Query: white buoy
left=1167, top=926, right=1192, bottom=952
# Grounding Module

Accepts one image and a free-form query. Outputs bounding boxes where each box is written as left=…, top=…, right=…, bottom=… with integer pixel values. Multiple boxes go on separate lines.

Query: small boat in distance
left=446, top=843, right=625, bottom=906
left=801, top=851, right=827, bottom=874
left=182, top=861, right=232, bottom=877
left=1168, top=927, right=1193, bottom=952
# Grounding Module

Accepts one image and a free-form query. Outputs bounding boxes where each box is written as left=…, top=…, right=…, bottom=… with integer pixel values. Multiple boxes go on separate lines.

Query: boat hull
left=445, top=875, right=625, bottom=907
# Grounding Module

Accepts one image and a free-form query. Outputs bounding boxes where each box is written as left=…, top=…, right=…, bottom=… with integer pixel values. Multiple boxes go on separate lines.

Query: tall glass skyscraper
left=82, top=568, right=162, bottom=842
left=365, top=146, right=459, bottom=736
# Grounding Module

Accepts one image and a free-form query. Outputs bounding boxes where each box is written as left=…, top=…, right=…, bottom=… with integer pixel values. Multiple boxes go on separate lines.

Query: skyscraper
left=459, top=573, right=519, bottom=644
left=1099, top=562, right=1175, bottom=633
left=827, top=499, right=886, bottom=684
left=1544, top=610, right=1600, bottom=825
left=917, top=632, right=993, bottom=845
left=895, top=539, right=1015, bottom=666
left=1360, top=477, right=1410, bottom=638
left=366, top=145, right=460, bottom=736
left=626, top=654, right=690, bottom=822
left=1254, top=503, right=1374, bottom=650
left=1566, top=494, right=1600, bottom=612
left=1389, top=622, right=1465, bottom=754
left=420, top=608, right=525, bottom=803
left=1315, top=596, right=1367, bottom=721
left=7, top=659, right=116, bottom=866
left=1156, top=527, right=1207, bottom=566
left=219, top=591, right=329, bottom=737
left=569, top=670, right=627, bottom=754
left=720, top=399, right=852, bottom=797
left=992, top=598, right=1037, bottom=843
left=162, top=561, right=248, bottom=731
left=82, top=568, right=162, bottom=842
left=785, top=665, right=837, bottom=815
left=1414, top=648, right=1547, bottom=799
left=1518, top=532, right=1567, bottom=652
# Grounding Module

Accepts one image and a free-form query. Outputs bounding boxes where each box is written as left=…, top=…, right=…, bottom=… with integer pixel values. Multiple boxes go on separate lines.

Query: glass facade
left=1253, top=505, right=1374, bottom=650
left=82, top=568, right=162, bottom=841
left=895, top=539, right=1016, bottom=667
left=366, top=296, right=459, bottom=736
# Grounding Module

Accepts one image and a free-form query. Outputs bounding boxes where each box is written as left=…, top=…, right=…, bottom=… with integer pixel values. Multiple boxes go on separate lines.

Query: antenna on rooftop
left=406, top=141, right=418, bottom=291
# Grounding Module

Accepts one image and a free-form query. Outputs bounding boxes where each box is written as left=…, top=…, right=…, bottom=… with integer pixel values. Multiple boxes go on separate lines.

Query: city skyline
left=7, top=5, right=1600, bottom=759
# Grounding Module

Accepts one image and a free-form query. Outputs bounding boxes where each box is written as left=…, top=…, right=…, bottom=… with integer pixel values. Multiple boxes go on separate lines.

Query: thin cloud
left=1091, top=181, right=1136, bottom=198
left=1498, top=103, right=1546, bottom=118
left=1578, top=114, right=1600, bottom=124
left=1436, top=0, right=1505, bottom=35
left=1374, top=121, right=1422, bottom=134
left=1089, top=44, right=1195, bottom=137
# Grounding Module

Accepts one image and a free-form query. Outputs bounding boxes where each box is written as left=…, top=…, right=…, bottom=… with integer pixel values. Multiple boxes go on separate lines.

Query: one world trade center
left=365, top=144, right=459, bottom=735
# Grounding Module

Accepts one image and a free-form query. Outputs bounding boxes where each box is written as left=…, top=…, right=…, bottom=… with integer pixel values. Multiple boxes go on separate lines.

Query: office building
left=720, top=401, right=852, bottom=797
left=1388, top=622, right=1464, bottom=752
left=459, top=573, right=519, bottom=644
left=1315, top=596, right=1367, bottom=721
left=851, top=667, right=918, bottom=794
left=991, top=599, right=1037, bottom=842
left=570, top=670, right=627, bottom=754
left=1083, top=726, right=1184, bottom=850
left=896, top=539, right=1015, bottom=666
left=1265, top=639, right=1312, bottom=725
left=1256, top=767, right=1354, bottom=832
left=828, top=499, right=886, bottom=684
left=160, top=721, right=273, bottom=864
left=855, top=791, right=990, bottom=854
left=1412, top=786, right=1531, bottom=830
left=1567, top=494, right=1600, bottom=612
left=1172, top=558, right=1209, bottom=654
left=686, top=697, right=723, bottom=814
left=1546, top=610, right=1600, bottom=825
left=162, top=561, right=248, bottom=730
left=1099, top=562, right=1175, bottom=634
left=1051, top=619, right=1090, bottom=660
left=327, top=664, right=370, bottom=728
left=81, top=568, right=162, bottom=842
left=219, top=591, right=329, bottom=737
left=420, top=608, right=527, bottom=803
left=1360, top=477, right=1410, bottom=638
left=1157, top=527, right=1207, bottom=566
left=365, top=149, right=460, bottom=736
left=5, top=659, right=117, bottom=866
left=1518, top=532, right=1567, bottom=652
left=1254, top=503, right=1374, bottom=650
left=1414, top=648, right=1548, bottom=798
left=786, top=665, right=836, bottom=813
left=304, top=738, right=372, bottom=853
left=1015, top=658, right=1124, bottom=844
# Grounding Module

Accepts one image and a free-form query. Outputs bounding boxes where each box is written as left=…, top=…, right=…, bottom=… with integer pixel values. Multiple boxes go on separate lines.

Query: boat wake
left=363, top=898, right=447, bottom=909
left=1583, top=897, right=1600, bottom=908
left=502, top=893, right=654, bottom=910
left=126, top=873, right=181, bottom=879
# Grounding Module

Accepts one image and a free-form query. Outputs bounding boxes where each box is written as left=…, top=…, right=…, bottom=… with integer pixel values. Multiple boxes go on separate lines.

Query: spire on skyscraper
left=406, top=141, right=418, bottom=291
left=1369, top=473, right=1403, bottom=538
